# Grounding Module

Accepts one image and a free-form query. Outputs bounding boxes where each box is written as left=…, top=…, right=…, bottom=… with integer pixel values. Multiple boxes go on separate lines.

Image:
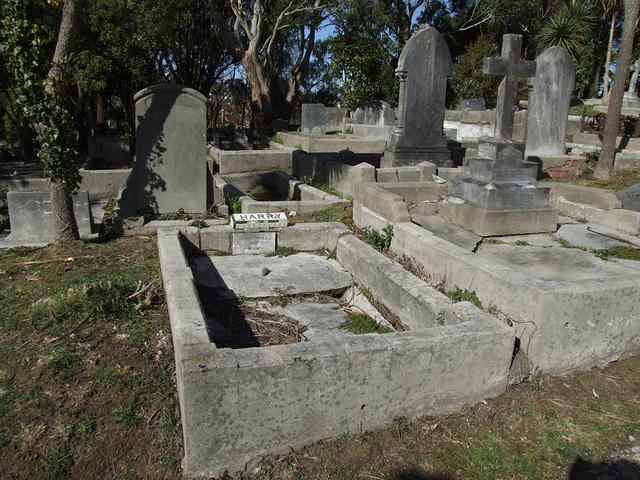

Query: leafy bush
left=228, top=196, right=242, bottom=214
left=445, top=288, right=483, bottom=309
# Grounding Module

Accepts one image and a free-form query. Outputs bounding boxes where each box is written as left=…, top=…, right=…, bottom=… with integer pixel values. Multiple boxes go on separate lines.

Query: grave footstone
left=232, top=232, right=277, bottom=255
left=526, top=46, right=575, bottom=157
left=301, top=104, right=326, bottom=137
left=128, top=84, right=207, bottom=214
left=382, top=26, right=453, bottom=168
left=7, top=190, right=93, bottom=242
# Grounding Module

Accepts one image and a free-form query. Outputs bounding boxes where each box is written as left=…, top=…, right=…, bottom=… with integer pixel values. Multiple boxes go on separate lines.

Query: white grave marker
left=231, top=212, right=288, bottom=231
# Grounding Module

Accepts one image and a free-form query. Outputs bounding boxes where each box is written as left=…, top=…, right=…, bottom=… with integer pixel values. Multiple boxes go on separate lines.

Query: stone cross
left=628, top=58, right=640, bottom=94
left=483, top=34, right=536, bottom=140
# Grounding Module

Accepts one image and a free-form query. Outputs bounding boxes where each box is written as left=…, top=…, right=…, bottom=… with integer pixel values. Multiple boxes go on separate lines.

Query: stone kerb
left=353, top=183, right=412, bottom=225
left=158, top=225, right=515, bottom=478
left=206, top=144, right=293, bottom=175
left=389, top=221, right=640, bottom=374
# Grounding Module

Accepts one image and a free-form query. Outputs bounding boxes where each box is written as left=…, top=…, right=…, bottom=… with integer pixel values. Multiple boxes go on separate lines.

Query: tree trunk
left=47, top=0, right=83, bottom=243
left=603, top=12, right=618, bottom=99
left=595, top=0, right=640, bottom=181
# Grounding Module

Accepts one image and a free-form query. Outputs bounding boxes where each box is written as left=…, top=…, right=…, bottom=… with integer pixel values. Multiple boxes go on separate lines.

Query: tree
left=211, top=0, right=333, bottom=129
left=449, top=35, right=500, bottom=107
left=1, top=0, right=84, bottom=242
left=602, top=0, right=623, bottom=99
left=595, top=0, right=640, bottom=181
left=536, top=0, right=596, bottom=59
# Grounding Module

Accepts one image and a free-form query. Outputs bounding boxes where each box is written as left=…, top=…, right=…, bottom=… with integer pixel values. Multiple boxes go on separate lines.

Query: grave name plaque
left=231, top=212, right=288, bottom=231
left=232, top=232, right=277, bottom=255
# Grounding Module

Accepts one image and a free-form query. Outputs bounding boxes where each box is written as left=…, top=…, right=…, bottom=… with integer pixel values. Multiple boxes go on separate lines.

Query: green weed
left=445, top=288, right=483, bottom=309
left=275, top=246, right=297, bottom=257
left=515, top=240, right=530, bottom=246
left=228, top=196, right=243, bottom=214
left=362, top=224, right=394, bottom=251
left=301, top=177, right=340, bottom=197
left=341, top=313, right=391, bottom=334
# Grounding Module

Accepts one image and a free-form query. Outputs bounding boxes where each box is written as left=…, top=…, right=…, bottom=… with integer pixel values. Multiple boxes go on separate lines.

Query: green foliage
left=274, top=246, right=297, bottom=257
left=445, top=288, right=483, bottom=309
left=341, top=313, right=391, bottom=334
left=0, top=0, right=80, bottom=188
left=189, top=219, right=208, bottom=229
left=515, top=240, right=530, bottom=246
left=301, top=177, right=340, bottom=197
left=450, top=36, right=500, bottom=108
left=228, top=196, right=242, bottom=214
left=536, top=1, right=596, bottom=59
left=361, top=224, right=394, bottom=251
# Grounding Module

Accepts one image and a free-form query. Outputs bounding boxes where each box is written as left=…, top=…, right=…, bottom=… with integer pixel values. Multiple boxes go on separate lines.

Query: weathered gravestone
left=382, top=26, right=452, bottom=167
left=482, top=34, right=536, bottom=143
left=127, top=84, right=207, bottom=214
left=623, top=58, right=640, bottom=108
left=364, top=101, right=395, bottom=126
left=526, top=46, right=575, bottom=157
left=7, top=190, right=93, bottom=243
left=616, top=183, right=640, bottom=212
left=442, top=34, right=557, bottom=236
left=301, top=104, right=326, bottom=137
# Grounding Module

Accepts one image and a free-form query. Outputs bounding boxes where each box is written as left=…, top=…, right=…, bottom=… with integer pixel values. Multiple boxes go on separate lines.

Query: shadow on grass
left=388, top=467, right=456, bottom=480
left=568, top=457, right=640, bottom=480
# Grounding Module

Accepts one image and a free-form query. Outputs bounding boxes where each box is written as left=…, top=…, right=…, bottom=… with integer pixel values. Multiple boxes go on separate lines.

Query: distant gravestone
left=383, top=26, right=452, bottom=167
left=456, top=98, right=486, bottom=111
left=364, top=101, right=395, bottom=126
left=7, top=190, right=93, bottom=242
left=301, top=104, right=326, bottom=137
left=131, top=84, right=207, bottom=214
left=623, top=58, right=640, bottom=108
left=526, top=46, right=575, bottom=157
left=353, top=108, right=366, bottom=124
left=616, top=183, right=640, bottom=212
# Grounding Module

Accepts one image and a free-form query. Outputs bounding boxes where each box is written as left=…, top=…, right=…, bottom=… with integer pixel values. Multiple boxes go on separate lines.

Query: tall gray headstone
left=301, top=104, right=326, bottom=137
left=483, top=34, right=536, bottom=141
left=526, top=46, right=575, bottom=156
left=364, top=101, right=395, bottom=126
left=382, top=26, right=452, bottom=167
left=130, top=84, right=207, bottom=214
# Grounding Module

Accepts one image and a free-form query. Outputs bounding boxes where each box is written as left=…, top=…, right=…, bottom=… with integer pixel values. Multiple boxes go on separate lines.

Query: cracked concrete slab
left=412, top=215, right=481, bottom=251
left=556, top=223, right=640, bottom=250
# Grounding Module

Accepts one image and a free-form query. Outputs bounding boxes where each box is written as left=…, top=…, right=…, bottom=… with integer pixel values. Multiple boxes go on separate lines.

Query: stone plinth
left=301, top=104, right=326, bottom=137
left=478, top=138, right=525, bottom=161
left=445, top=155, right=557, bottom=236
left=623, top=91, right=640, bottom=108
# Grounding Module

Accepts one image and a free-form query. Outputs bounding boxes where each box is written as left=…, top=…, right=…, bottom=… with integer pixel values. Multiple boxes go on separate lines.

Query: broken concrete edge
left=552, top=196, right=640, bottom=235
left=157, top=224, right=515, bottom=478
left=388, top=221, right=640, bottom=374
left=548, top=182, right=623, bottom=210
left=353, top=182, right=412, bottom=224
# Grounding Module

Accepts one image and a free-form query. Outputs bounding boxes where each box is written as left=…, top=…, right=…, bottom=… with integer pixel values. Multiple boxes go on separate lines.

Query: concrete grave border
left=158, top=223, right=515, bottom=478
left=207, top=142, right=294, bottom=175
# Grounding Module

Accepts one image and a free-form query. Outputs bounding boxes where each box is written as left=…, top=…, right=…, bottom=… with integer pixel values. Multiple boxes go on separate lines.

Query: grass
left=273, top=246, right=297, bottom=257
left=542, top=168, right=640, bottom=191
left=556, top=237, right=640, bottom=261
left=0, top=237, right=180, bottom=479
left=291, top=204, right=353, bottom=227
left=228, top=196, right=243, bottom=214
left=300, top=177, right=341, bottom=197
left=568, top=104, right=598, bottom=116
left=341, top=313, right=391, bottom=334
left=515, top=240, right=530, bottom=246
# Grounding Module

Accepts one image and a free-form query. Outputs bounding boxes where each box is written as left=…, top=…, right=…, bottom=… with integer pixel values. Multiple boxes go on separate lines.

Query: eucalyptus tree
left=211, top=0, right=336, bottom=129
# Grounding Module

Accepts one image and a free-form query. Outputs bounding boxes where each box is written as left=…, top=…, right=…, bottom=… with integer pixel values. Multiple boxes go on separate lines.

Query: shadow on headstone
left=568, top=457, right=640, bottom=480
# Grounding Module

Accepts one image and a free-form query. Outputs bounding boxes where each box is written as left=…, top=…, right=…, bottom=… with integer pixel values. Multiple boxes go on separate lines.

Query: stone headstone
left=456, top=98, right=486, bottom=111
left=231, top=232, right=277, bottom=255
left=364, top=101, right=395, bottom=126
left=483, top=34, right=536, bottom=141
left=616, top=183, right=640, bottom=212
left=623, top=58, right=640, bottom=108
left=7, top=190, right=93, bottom=242
left=353, top=108, right=366, bottom=124
left=526, top=46, right=575, bottom=157
left=383, top=26, right=452, bottom=168
left=301, top=104, right=326, bottom=137
left=129, top=84, right=207, bottom=214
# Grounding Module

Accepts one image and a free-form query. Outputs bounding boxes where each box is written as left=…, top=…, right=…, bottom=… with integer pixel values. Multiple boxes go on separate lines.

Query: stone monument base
left=382, top=146, right=453, bottom=168
left=439, top=201, right=558, bottom=236
left=478, top=138, right=525, bottom=161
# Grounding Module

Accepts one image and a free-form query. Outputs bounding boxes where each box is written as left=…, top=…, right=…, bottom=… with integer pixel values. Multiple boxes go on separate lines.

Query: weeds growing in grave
left=270, top=135, right=284, bottom=144
left=292, top=204, right=353, bottom=227
left=483, top=238, right=504, bottom=244
left=515, top=240, right=530, bottom=246
left=444, top=288, right=483, bottom=309
left=361, top=224, right=394, bottom=251
left=300, top=177, right=340, bottom=197
left=556, top=237, right=640, bottom=261
left=542, top=167, right=640, bottom=191
left=189, top=219, right=208, bottom=229
left=293, top=143, right=303, bottom=149
left=273, top=246, right=297, bottom=257
left=209, top=249, right=232, bottom=256
left=392, top=417, right=411, bottom=438
left=344, top=126, right=354, bottom=134
left=228, top=196, right=243, bottom=214
left=341, top=313, right=391, bottom=334
left=528, top=368, right=545, bottom=393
